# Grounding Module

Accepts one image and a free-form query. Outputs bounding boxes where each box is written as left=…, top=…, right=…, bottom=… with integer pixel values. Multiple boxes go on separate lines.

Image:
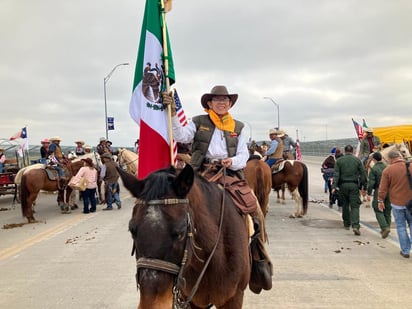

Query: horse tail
left=20, top=173, right=29, bottom=217
left=255, top=164, right=269, bottom=215
left=298, top=162, right=309, bottom=214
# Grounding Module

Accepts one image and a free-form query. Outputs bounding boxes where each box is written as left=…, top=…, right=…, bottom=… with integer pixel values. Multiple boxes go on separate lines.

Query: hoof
left=289, top=214, right=296, bottom=218
left=27, top=217, right=36, bottom=223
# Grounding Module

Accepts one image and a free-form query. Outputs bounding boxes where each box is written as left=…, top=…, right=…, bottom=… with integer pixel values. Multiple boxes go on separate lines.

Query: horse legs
left=289, top=189, right=303, bottom=218
left=25, top=192, right=38, bottom=223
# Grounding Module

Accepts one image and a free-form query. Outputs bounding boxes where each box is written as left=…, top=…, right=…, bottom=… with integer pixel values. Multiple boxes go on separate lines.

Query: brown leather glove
left=162, top=91, right=176, bottom=116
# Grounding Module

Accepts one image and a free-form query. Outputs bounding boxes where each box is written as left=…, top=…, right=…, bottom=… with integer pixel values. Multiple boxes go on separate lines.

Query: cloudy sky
left=1, top=0, right=411, bottom=148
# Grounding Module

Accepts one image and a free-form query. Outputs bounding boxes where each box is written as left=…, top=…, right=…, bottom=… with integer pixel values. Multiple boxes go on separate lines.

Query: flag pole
left=160, top=0, right=175, bottom=166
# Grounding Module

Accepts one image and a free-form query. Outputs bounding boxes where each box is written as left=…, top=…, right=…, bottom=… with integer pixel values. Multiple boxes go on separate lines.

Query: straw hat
left=269, top=129, right=282, bottom=135
left=49, top=136, right=61, bottom=141
left=99, top=137, right=106, bottom=142
left=364, top=128, right=373, bottom=133
left=75, top=140, right=85, bottom=145
left=84, top=144, right=92, bottom=150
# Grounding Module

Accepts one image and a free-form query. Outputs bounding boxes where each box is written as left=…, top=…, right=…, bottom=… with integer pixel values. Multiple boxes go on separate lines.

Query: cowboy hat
left=99, top=137, right=106, bottom=142
left=269, top=129, right=282, bottom=135
left=200, top=85, right=238, bottom=109
left=81, top=158, right=94, bottom=166
left=49, top=136, right=61, bottom=141
left=84, top=144, right=92, bottom=149
left=41, top=138, right=50, bottom=144
left=364, top=128, right=373, bottom=133
left=277, top=130, right=286, bottom=138
left=75, top=140, right=85, bottom=145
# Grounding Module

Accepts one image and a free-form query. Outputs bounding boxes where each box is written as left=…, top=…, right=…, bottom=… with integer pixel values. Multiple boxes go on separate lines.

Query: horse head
left=118, top=165, right=194, bottom=307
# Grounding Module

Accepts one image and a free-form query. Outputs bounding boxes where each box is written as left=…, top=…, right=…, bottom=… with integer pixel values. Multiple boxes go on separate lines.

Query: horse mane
left=140, top=167, right=177, bottom=201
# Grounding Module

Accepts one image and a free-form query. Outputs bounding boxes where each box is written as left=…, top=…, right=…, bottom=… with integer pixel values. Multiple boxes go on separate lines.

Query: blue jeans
left=107, top=182, right=121, bottom=208
left=266, top=158, right=280, bottom=168
left=82, top=188, right=97, bottom=213
left=392, top=206, right=412, bottom=254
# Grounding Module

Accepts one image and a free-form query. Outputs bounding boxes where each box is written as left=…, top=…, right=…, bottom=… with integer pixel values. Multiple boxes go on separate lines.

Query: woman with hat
left=70, top=158, right=98, bottom=214
left=164, top=85, right=249, bottom=174
left=40, top=138, right=50, bottom=164
left=74, top=140, right=85, bottom=156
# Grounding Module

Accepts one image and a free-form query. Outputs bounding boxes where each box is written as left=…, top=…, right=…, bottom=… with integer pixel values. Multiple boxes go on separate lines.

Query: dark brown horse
left=271, top=160, right=309, bottom=218
left=244, top=158, right=272, bottom=217
left=118, top=164, right=252, bottom=308
left=20, top=160, right=84, bottom=222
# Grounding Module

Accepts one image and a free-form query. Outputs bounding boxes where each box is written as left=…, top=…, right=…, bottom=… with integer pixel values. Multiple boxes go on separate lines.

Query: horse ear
left=116, top=167, right=144, bottom=198
left=173, top=164, right=194, bottom=197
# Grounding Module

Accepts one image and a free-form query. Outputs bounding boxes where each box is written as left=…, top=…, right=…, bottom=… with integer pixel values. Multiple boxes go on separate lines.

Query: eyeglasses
left=211, top=97, right=230, bottom=103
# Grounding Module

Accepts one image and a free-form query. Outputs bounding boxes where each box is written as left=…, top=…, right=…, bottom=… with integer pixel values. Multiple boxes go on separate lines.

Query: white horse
left=117, top=148, right=139, bottom=177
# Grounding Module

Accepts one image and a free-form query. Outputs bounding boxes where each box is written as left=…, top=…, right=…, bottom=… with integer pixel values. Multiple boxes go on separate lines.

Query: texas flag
left=10, top=127, right=27, bottom=140
left=129, top=0, right=176, bottom=179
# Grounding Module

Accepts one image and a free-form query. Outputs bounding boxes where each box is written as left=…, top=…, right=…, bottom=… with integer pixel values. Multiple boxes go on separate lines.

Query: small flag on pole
left=352, top=118, right=364, bottom=141
left=174, top=89, right=187, bottom=127
left=10, top=127, right=27, bottom=140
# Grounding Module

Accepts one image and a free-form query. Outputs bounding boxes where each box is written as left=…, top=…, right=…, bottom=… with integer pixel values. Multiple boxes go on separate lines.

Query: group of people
left=38, top=135, right=121, bottom=214
left=321, top=143, right=412, bottom=259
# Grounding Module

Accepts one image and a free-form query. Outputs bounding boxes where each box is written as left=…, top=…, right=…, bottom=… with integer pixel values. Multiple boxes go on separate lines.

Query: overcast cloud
left=1, top=0, right=411, bottom=148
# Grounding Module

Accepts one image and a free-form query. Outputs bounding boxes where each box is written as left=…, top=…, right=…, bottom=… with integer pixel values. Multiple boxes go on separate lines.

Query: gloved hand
left=162, top=91, right=176, bottom=116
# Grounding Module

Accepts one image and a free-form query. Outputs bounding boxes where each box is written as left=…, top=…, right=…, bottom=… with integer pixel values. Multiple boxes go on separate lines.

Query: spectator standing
left=0, top=148, right=6, bottom=173
left=321, top=148, right=337, bottom=208
left=100, top=153, right=121, bottom=210
left=332, top=145, right=368, bottom=235
left=367, top=152, right=391, bottom=238
left=70, top=158, right=98, bottom=214
left=378, top=150, right=412, bottom=258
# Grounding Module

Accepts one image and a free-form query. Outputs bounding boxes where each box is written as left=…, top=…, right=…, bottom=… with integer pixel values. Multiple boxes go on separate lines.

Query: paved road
left=1, top=157, right=411, bottom=308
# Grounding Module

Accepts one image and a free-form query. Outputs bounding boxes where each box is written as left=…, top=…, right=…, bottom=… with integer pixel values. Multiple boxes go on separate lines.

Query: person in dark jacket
left=367, top=152, right=391, bottom=238
left=332, top=145, right=368, bottom=236
left=100, top=153, right=121, bottom=210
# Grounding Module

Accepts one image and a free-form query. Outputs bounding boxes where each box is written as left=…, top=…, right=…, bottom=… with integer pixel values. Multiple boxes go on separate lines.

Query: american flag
left=172, top=89, right=188, bottom=165
left=295, top=140, right=302, bottom=161
left=352, top=118, right=364, bottom=141
left=174, top=89, right=187, bottom=126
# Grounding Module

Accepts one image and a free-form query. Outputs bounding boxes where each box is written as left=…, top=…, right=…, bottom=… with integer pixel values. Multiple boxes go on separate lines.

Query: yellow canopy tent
left=372, top=124, right=412, bottom=152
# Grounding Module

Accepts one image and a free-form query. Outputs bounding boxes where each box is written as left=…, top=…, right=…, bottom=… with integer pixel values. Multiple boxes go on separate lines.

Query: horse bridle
left=133, top=178, right=227, bottom=309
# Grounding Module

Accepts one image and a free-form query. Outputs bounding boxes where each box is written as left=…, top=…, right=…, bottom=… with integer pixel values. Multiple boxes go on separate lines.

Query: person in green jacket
left=332, top=145, right=368, bottom=236
left=367, top=152, right=391, bottom=238
left=358, top=128, right=381, bottom=165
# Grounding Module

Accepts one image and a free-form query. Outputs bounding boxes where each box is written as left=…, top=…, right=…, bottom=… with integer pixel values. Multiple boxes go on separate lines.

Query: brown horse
left=118, top=164, right=253, bottom=308
left=244, top=158, right=272, bottom=217
left=271, top=160, right=309, bottom=218
left=20, top=160, right=84, bottom=223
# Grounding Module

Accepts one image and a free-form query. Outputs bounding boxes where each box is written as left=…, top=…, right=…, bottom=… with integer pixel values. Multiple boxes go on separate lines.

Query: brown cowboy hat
left=200, top=85, right=238, bottom=109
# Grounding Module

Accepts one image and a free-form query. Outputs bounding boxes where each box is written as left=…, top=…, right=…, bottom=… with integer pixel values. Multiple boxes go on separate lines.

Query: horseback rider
left=359, top=128, right=381, bottom=165
left=48, top=136, right=69, bottom=185
left=96, top=137, right=112, bottom=155
left=263, top=129, right=284, bottom=167
left=162, top=85, right=272, bottom=293
left=74, top=140, right=86, bottom=156
left=279, top=130, right=297, bottom=159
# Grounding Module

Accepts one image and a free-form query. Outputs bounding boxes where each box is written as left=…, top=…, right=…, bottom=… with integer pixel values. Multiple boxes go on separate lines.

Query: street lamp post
left=104, top=62, right=129, bottom=140
left=263, top=97, right=280, bottom=129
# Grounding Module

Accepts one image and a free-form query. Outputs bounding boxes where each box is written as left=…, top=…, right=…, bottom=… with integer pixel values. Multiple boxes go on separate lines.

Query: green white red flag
left=129, top=0, right=175, bottom=179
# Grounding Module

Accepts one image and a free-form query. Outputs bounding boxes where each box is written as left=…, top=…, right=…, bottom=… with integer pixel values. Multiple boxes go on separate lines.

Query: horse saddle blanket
left=271, top=159, right=294, bottom=174
left=45, top=168, right=59, bottom=180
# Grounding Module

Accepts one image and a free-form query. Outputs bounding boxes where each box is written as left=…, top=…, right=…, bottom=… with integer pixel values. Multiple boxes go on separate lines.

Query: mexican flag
left=129, top=0, right=175, bottom=179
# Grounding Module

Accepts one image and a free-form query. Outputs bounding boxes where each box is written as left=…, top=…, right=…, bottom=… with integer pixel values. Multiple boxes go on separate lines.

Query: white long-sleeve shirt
left=172, top=116, right=249, bottom=171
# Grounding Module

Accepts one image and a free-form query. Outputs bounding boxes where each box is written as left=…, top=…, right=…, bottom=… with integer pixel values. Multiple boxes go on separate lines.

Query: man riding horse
left=359, top=128, right=381, bottom=165
left=163, top=85, right=272, bottom=293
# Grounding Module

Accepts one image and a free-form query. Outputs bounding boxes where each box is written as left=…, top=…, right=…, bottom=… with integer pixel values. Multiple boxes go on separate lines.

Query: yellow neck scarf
left=206, top=109, right=235, bottom=132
